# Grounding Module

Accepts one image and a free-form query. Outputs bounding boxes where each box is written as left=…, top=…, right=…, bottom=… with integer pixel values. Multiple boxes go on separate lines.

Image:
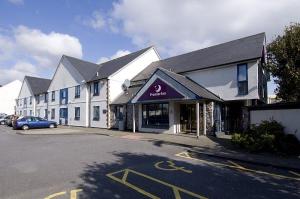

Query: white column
left=203, top=102, right=207, bottom=136
left=133, top=104, right=136, bottom=133
left=196, top=101, right=200, bottom=138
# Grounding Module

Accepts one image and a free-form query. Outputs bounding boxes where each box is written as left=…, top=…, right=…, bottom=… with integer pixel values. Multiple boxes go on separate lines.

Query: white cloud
left=97, top=49, right=131, bottom=64
left=110, top=0, right=300, bottom=56
left=8, top=0, right=24, bottom=5
left=0, top=61, right=37, bottom=85
left=81, top=11, right=106, bottom=30
left=0, top=25, right=83, bottom=85
left=14, top=25, right=82, bottom=67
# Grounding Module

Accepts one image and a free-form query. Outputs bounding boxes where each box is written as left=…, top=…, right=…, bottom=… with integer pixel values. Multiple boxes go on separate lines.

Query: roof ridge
left=160, top=32, right=265, bottom=62
left=63, top=55, right=98, bottom=66
left=25, top=75, right=51, bottom=81
left=98, top=46, right=153, bottom=66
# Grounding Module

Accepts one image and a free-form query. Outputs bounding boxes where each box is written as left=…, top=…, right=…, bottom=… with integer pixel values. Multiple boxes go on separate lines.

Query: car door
left=37, top=117, right=48, bottom=128
left=27, top=117, right=37, bottom=128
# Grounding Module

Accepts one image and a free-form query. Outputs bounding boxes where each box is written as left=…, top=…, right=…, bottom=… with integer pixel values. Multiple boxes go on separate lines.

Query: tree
left=266, top=23, right=300, bottom=102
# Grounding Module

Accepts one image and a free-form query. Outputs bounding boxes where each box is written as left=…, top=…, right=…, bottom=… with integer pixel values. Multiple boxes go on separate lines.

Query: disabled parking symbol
left=154, top=160, right=192, bottom=173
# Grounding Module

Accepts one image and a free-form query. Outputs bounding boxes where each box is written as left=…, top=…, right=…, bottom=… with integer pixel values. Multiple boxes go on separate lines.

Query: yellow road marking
left=289, top=171, right=300, bottom=177
left=70, top=189, right=82, bottom=199
left=44, top=191, right=66, bottom=199
left=106, top=168, right=207, bottom=199
left=227, top=160, right=246, bottom=170
left=154, top=160, right=192, bottom=173
left=175, top=152, right=300, bottom=181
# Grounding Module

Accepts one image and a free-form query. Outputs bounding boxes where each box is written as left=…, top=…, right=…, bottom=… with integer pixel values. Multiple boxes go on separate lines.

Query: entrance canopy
left=131, top=68, right=223, bottom=104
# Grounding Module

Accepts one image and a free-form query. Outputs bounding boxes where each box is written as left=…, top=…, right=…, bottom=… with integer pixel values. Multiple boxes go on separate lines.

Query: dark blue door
left=59, top=108, right=68, bottom=125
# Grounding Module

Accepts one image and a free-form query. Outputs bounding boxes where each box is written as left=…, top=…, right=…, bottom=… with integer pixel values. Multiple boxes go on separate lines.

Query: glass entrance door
left=180, top=104, right=197, bottom=134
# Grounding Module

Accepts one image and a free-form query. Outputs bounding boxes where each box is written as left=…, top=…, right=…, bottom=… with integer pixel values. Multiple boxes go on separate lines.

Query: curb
left=187, top=148, right=300, bottom=172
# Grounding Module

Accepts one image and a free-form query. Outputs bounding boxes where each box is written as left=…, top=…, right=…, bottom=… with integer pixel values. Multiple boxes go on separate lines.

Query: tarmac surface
left=0, top=125, right=299, bottom=199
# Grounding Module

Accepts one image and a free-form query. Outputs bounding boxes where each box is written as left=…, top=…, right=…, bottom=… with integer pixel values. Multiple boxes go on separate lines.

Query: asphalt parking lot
left=0, top=125, right=299, bottom=199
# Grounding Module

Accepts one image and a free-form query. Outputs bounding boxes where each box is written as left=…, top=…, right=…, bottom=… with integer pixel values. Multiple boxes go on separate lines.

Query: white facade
left=16, top=79, right=35, bottom=116
left=0, top=80, right=22, bottom=115
left=109, top=48, right=160, bottom=102
left=48, top=57, right=88, bottom=126
left=185, top=60, right=260, bottom=101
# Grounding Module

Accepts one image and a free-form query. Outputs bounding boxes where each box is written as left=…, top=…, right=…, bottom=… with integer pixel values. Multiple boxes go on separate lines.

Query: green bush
left=231, top=119, right=300, bottom=155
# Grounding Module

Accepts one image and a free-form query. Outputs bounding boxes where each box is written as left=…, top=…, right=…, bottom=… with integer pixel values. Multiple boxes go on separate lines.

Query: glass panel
left=238, top=64, right=247, bottom=81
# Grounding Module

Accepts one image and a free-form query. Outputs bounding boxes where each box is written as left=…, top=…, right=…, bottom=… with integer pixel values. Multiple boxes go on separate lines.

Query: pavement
left=17, top=125, right=300, bottom=171
left=0, top=125, right=300, bottom=199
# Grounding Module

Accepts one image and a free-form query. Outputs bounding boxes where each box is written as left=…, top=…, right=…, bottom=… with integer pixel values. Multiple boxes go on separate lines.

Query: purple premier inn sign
left=138, top=78, right=184, bottom=101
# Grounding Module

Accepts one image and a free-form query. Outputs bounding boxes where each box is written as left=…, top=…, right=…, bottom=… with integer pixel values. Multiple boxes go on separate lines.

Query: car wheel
left=49, top=124, right=55, bottom=128
left=22, top=125, right=29, bottom=130
left=0, top=121, right=4, bottom=125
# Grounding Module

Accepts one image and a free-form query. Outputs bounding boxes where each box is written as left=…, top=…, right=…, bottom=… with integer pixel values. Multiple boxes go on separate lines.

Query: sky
left=0, top=0, right=299, bottom=94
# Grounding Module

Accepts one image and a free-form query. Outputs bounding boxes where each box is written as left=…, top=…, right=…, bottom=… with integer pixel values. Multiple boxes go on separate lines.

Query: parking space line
left=175, top=152, right=300, bottom=181
left=289, top=171, right=300, bottom=177
left=70, top=189, right=82, bottom=199
left=44, top=191, right=66, bottom=199
left=227, top=160, right=246, bottom=170
left=106, top=168, right=207, bottom=199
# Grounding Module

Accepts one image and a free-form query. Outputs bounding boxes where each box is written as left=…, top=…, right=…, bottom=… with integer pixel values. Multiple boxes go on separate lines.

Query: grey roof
left=25, top=76, right=51, bottom=95
left=158, top=68, right=223, bottom=102
left=111, top=86, right=141, bottom=105
left=63, top=55, right=100, bottom=81
left=90, top=46, right=153, bottom=81
left=63, top=46, right=152, bottom=82
left=132, top=33, right=265, bottom=81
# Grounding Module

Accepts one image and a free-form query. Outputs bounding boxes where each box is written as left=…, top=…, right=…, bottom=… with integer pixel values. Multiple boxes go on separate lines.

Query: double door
left=59, top=108, right=68, bottom=125
left=180, top=104, right=197, bottom=134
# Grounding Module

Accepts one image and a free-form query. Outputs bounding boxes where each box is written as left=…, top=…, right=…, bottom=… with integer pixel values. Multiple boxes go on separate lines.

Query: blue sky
left=1, top=0, right=300, bottom=94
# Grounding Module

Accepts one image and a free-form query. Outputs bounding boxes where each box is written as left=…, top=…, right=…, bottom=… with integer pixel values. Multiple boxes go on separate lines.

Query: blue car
left=14, top=116, right=57, bottom=130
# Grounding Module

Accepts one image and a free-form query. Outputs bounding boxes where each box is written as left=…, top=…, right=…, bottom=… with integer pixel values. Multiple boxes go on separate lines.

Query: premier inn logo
left=150, top=84, right=166, bottom=97
left=138, top=78, right=184, bottom=101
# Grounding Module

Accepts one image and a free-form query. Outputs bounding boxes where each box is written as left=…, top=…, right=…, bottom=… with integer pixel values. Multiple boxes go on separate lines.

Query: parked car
left=0, top=116, right=6, bottom=125
left=4, top=115, right=14, bottom=126
left=14, top=116, right=57, bottom=130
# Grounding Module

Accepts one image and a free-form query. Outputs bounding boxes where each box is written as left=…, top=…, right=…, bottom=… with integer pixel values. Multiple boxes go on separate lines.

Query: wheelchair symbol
left=154, top=160, right=192, bottom=173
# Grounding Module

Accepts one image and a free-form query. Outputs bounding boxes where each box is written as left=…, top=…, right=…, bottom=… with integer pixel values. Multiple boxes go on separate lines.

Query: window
left=75, top=85, right=80, bottom=98
left=51, top=109, right=55, bottom=119
left=40, top=94, right=43, bottom=103
left=60, top=88, right=68, bottom=105
left=30, top=110, right=32, bottom=116
left=37, top=109, right=40, bottom=117
left=93, top=82, right=99, bottom=96
left=237, top=64, right=248, bottom=95
left=44, top=109, right=48, bottom=119
left=29, top=96, right=32, bottom=105
left=51, top=91, right=55, bottom=102
left=36, top=96, right=40, bottom=104
left=142, top=103, right=169, bottom=128
left=24, top=98, right=27, bottom=107
left=93, top=106, right=100, bottom=121
left=75, top=107, right=80, bottom=120
left=44, top=93, right=48, bottom=103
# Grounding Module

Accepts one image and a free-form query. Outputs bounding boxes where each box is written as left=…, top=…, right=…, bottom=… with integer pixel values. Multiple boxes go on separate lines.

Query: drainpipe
left=133, top=104, right=136, bottom=133
left=196, top=101, right=200, bottom=138
left=203, top=101, right=207, bottom=136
